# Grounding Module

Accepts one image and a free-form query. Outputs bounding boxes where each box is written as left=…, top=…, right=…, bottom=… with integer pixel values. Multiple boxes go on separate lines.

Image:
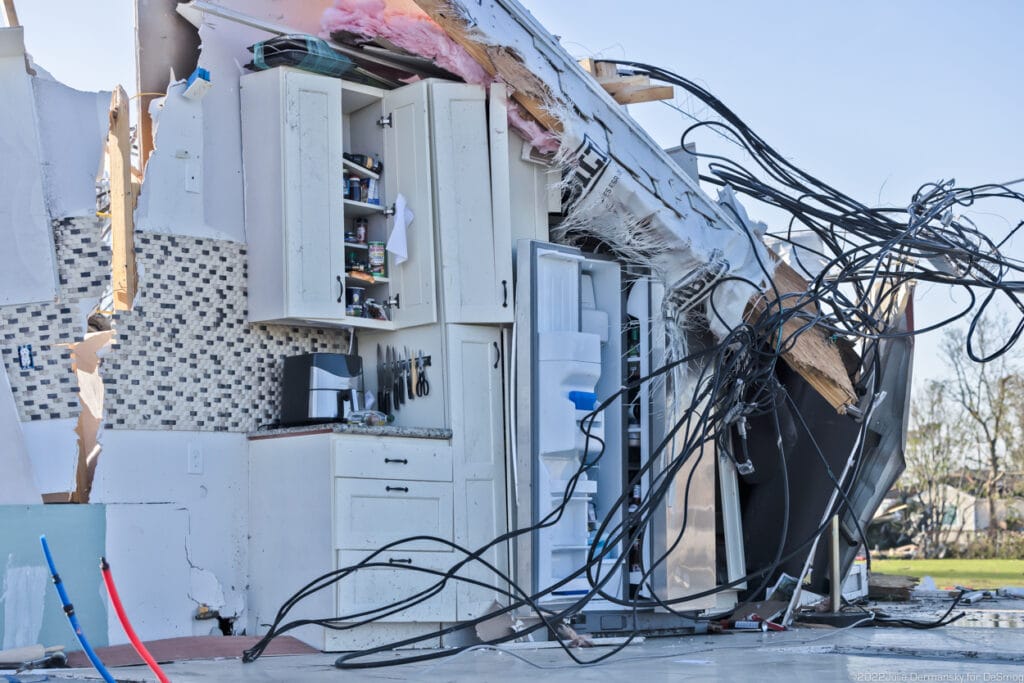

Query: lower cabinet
left=249, top=428, right=506, bottom=651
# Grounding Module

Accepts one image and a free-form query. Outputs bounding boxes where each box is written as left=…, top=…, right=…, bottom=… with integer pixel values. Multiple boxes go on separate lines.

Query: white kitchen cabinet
left=446, top=325, right=510, bottom=619
left=241, top=67, right=437, bottom=330
left=431, top=83, right=513, bottom=324
left=249, top=432, right=457, bottom=649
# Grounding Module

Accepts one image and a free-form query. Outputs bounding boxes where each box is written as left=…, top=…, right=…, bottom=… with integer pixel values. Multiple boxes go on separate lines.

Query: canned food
left=368, top=241, right=386, bottom=275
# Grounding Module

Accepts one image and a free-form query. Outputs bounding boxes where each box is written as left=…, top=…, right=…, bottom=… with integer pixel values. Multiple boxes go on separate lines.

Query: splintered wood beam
left=1, top=0, right=18, bottom=27
left=747, top=259, right=858, bottom=413
left=580, top=59, right=675, bottom=105
left=608, top=84, right=675, bottom=105
left=107, top=85, right=137, bottom=311
left=412, top=0, right=563, bottom=133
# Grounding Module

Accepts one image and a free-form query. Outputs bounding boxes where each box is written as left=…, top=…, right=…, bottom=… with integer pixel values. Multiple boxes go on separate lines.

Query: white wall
left=19, top=417, right=77, bottom=496
left=0, top=27, right=58, bottom=306
left=91, top=429, right=249, bottom=641
left=32, top=77, right=109, bottom=219
left=0, top=366, right=40, bottom=504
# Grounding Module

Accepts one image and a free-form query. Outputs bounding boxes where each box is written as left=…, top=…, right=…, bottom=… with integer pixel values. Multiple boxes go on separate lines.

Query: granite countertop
left=248, top=422, right=452, bottom=441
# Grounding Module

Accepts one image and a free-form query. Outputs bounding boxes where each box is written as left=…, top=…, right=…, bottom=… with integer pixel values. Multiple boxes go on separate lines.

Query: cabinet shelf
left=344, top=241, right=368, bottom=250
left=346, top=273, right=390, bottom=284
left=342, top=158, right=381, bottom=180
left=344, top=199, right=386, bottom=217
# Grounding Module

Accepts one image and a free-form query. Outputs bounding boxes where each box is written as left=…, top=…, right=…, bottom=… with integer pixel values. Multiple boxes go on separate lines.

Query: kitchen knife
left=405, top=346, right=414, bottom=399
left=397, top=350, right=406, bottom=405
left=376, top=344, right=386, bottom=414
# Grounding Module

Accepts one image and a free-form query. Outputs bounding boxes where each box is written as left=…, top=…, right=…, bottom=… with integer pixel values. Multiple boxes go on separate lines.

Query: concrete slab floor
left=31, top=627, right=1024, bottom=682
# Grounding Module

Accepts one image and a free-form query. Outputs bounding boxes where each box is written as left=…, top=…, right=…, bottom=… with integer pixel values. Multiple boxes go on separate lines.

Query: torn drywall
left=0, top=27, right=58, bottom=306
left=0, top=361, right=41, bottom=504
left=32, top=76, right=109, bottom=218
left=68, top=329, right=115, bottom=504
left=134, top=18, right=251, bottom=242
left=1, top=559, right=48, bottom=650
left=20, top=418, right=78, bottom=497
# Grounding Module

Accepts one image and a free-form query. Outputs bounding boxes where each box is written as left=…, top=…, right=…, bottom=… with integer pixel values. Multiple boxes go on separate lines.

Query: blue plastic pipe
left=39, top=535, right=116, bottom=683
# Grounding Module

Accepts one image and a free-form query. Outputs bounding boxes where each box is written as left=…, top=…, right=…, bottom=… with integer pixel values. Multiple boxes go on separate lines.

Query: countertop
left=247, top=422, right=452, bottom=441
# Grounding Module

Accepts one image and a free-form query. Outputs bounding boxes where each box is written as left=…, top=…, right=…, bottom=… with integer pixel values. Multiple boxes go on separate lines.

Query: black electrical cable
left=243, top=57, right=1024, bottom=671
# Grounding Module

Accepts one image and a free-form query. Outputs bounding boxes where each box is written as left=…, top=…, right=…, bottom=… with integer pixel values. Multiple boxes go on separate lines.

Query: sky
left=14, top=1, right=1024, bottom=384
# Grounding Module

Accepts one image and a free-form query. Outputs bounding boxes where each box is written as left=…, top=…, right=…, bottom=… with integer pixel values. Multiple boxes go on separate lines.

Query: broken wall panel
left=0, top=27, right=59, bottom=306
left=0, top=504, right=107, bottom=652
left=0, top=358, right=41, bottom=504
left=135, top=0, right=201, bottom=167
left=32, top=77, right=110, bottom=218
left=92, top=430, right=250, bottom=639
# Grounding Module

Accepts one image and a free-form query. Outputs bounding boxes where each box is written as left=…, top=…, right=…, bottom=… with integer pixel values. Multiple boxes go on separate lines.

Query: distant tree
left=940, top=314, right=1024, bottom=542
left=902, top=380, right=971, bottom=557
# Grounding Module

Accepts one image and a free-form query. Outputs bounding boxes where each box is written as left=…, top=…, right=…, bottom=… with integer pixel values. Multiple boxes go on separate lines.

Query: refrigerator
left=512, top=239, right=720, bottom=629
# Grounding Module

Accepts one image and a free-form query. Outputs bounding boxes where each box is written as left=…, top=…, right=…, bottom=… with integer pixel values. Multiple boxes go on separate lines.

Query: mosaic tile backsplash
left=0, top=217, right=348, bottom=432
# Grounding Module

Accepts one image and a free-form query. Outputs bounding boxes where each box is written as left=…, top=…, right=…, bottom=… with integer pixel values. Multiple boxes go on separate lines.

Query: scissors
left=416, top=351, right=429, bottom=397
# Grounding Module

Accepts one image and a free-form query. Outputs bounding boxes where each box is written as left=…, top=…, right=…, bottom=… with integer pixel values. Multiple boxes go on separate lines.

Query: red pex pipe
left=100, top=558, right=171, bottom=683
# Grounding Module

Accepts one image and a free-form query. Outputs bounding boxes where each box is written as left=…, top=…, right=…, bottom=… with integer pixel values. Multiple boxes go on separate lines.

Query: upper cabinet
left=241, top=68, right=436, bottom=330
left=431, top=82, right=514, bottom=324
left=240, top=67, right=513, bottom=330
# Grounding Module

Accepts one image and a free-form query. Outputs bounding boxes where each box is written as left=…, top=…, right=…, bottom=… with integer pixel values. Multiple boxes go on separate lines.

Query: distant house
left=916, top=484, right=1024, bottom=532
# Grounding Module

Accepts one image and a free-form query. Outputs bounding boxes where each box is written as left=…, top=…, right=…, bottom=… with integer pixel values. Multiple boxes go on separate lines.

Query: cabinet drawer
left=336, top=550, right=456, bottom=622
left=332, top=437, right=453, bottom=482
left=334, top=478, right=453, bottom=551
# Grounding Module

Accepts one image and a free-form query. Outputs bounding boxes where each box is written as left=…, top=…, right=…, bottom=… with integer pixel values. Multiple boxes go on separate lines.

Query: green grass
left=870, top=558, right=1024, bottom=589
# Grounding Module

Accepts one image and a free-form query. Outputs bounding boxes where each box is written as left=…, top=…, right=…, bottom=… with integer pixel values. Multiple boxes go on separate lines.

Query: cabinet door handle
left=385, top=485, right=409, bottom=493
left=492, top=341, right=500, bottom=369
left=501, top=279, right=509, bottom=308
left=388, top=558, right=413, bottom=564
left=384, top=458, right=408, bottom=465
left=337, top=275, right=343, bottom=304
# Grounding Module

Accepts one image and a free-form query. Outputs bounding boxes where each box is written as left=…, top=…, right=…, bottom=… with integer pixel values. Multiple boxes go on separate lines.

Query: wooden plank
left=868, top=573, right=918, bottom=602
left=747, top=259, right=858, bottom=413
left=609, top=84, right=674, bottom=105
left=1, top=0, right=18, bottom=27
left=107, top=85, right=137, bottom=311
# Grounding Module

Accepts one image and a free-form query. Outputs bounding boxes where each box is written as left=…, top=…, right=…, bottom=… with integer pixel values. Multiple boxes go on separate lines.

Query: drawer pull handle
left=388, top=558, right=413, bottom=564
left=385, top=486, right=409, bottom=493
left=384, top=458, right=408, bottom=464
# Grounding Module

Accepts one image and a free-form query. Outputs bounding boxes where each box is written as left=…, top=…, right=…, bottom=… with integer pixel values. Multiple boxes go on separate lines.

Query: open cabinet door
left=382, top=81, right=437, bottom=328
left=282, top=70, right=346, bottom=321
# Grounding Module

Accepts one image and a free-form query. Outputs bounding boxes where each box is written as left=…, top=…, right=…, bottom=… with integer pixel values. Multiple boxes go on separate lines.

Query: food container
left=347, top=287, right=365, bottom=306
left=354, top=217, right=368, bottom=243
left=368, top=241, right=386, bottom=275
left=348, top=177, right=361, bottom=201
left=345, top=304, right=363, bottom=317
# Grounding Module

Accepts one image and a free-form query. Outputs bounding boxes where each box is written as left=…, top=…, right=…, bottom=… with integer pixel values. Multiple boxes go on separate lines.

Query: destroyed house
left=1, top=0, right=918, bottom=664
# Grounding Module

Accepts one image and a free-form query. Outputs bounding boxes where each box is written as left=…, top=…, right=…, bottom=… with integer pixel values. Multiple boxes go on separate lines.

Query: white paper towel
left=386, top=193, right=414, bottom=265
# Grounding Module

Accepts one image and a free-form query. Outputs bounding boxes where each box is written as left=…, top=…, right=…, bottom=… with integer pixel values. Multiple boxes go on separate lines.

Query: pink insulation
left=321, top=0, right=559, bottom=153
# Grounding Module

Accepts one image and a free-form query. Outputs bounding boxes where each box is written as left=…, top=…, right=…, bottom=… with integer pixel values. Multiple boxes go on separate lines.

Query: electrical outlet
left=17, top=344, right=34, bottom=370
left=187, top=444, right=203, bottom=475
